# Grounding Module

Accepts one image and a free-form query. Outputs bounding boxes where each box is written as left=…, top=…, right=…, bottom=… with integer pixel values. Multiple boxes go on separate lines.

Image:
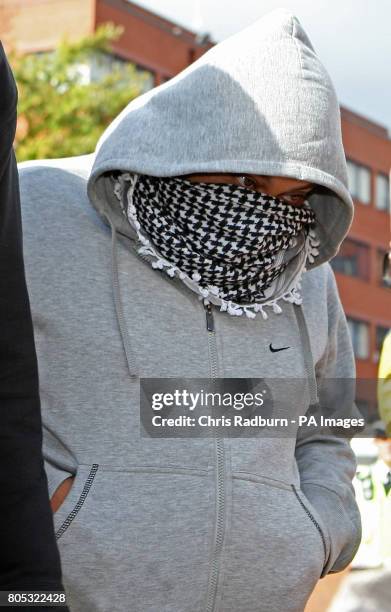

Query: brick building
left=335, top=109, right=391, bottom=384
left=0, top=0, right=213, bottom=84
left=1, top=0, right=390, bottom=404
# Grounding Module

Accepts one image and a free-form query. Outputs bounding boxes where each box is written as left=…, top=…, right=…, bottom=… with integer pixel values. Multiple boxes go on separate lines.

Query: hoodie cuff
left=301, top=482, right=362, bottom=578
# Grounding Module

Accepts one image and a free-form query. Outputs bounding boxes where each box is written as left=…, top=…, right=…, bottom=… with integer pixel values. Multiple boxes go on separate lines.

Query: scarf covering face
left=113, top=173, right=320, bottom=319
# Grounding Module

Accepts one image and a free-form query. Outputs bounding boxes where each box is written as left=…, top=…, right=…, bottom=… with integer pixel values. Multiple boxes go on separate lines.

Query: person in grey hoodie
left=19, top=9, right=362, bottom=612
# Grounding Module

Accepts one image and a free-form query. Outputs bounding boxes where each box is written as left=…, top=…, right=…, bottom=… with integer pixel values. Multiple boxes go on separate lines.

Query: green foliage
left=9, top=24, right=149, bottom=161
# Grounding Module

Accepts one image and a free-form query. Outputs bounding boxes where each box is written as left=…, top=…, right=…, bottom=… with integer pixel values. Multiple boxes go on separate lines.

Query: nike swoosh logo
left=269, top=343, right=290, bottom=353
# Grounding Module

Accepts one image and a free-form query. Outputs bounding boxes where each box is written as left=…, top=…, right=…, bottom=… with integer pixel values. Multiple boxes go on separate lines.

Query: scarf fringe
left=114, top=174, right=320, bottom=321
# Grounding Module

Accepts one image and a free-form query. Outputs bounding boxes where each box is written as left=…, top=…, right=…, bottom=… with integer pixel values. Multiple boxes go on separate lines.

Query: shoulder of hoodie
left=300, top=262, right=345, bottom=326
left=18, top=153, right=94, bottom=179
left=18, top=153, right=94, bottom=213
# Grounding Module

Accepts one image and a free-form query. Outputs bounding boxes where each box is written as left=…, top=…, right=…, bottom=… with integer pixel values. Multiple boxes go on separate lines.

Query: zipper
left=125, top=235, right=227, bottom=607
left=204, top=302, right=226, bottom=612
left=205, top=303, right=215, bottom=333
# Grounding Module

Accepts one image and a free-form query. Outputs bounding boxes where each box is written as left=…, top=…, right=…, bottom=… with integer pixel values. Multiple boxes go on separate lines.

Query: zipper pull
left=204, top=303, right=215, bottom=332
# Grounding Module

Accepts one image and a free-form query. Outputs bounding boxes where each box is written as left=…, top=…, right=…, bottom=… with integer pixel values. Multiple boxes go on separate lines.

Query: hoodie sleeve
left=295, top=264, right=362, bottom=578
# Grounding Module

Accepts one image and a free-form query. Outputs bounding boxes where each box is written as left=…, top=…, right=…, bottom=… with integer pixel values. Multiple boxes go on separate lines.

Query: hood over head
left=87, top=7, right=353, bottom=270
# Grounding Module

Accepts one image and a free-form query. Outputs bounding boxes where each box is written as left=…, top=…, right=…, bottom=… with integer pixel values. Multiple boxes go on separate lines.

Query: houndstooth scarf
left=113, top=173, right=320, bottom=319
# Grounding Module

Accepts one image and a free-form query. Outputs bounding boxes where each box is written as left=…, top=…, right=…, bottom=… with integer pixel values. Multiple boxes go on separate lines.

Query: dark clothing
left=0, top=42, right=68, bottom=609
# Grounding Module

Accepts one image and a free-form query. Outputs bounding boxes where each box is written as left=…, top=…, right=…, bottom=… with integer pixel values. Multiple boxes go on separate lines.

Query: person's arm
left=50, top=477, right=75, bottom=513
left=295, top=264, right=362, bottom=578
left=0, top=41, right=69, bottom=606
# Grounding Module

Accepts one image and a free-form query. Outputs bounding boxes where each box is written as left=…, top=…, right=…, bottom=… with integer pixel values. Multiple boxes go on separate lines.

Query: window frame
left=375, top=172, right=390, bottom=212
left=346, top=158, right=372, bottom=205
left=330, top=237, right=370, bottom=281
left=346, top=316, right=370, bottom=360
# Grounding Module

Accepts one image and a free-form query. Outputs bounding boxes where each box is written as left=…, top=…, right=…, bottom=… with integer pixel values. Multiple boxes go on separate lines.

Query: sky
left=132, top=0, right=391, bottom=134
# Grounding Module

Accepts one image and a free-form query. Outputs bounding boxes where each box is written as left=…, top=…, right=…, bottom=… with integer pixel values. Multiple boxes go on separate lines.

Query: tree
left=9, top=24, right=149, bottom=161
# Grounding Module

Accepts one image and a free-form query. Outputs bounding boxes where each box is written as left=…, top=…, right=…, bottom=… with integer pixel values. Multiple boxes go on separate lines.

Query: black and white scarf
left=113, top=173, right=320, bottom=319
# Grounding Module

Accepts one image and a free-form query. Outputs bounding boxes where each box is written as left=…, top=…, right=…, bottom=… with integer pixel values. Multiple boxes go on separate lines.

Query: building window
left=375, top=173, right=390, bottom=211
left=377, top=249, right=391, bottom=287
left=347, top=159, right=371, bottom=204
left=73, top=52, right=154, bottom=92
left=347, top=317, right=370, bottom=359
left=330, top=238, right=370, bottom=280
left=376, top=326, right=390, bottom=352
left=373, top=325, right=390, bottom=363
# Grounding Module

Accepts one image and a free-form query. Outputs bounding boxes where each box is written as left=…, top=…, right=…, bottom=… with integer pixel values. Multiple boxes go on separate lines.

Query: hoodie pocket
left=290, top=484, right=331, bottom=577
left=54, top=466, right=214, bottom=612
left=53, top=463, right=99, bottom=540
left=219, top=477, right=327, bottom=612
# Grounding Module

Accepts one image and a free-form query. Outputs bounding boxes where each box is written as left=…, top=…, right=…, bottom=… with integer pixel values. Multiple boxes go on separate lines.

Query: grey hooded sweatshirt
left=19, top=9, right=362, bottom=612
